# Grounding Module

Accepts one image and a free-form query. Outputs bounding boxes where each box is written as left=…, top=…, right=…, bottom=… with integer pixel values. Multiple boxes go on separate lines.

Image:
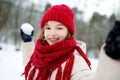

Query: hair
left=37, top=22, right=72, bottom=45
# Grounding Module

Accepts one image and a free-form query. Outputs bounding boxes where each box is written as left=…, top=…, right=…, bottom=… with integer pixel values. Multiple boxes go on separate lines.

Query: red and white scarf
left=23, top=39, right=91, bottom=80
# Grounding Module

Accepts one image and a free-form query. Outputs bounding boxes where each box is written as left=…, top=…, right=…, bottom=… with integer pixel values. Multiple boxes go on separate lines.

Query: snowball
left=20, top=23, right=34, bottom=35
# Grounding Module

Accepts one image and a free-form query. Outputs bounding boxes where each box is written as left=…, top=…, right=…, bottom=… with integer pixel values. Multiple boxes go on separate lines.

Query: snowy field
left=0, top=43, right=98, bottom=80
left=0, top=43, right=25, bottom=80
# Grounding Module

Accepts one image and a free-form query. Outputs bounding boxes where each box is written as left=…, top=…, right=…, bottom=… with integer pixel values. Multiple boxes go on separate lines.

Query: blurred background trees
left=0, top=0, right=120, bottom=58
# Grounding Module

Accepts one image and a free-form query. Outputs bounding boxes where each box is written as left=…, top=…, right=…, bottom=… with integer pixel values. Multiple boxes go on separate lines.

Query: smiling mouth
left=49, top=38, right=59, bottom=43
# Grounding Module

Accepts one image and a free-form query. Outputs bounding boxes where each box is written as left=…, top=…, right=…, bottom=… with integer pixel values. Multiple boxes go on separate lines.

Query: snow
left=0, top=43, right=24, bottom=80
left=0, top=43, right=98, bottom=80
left=90, top=58, right=98, bottom=72
left=20, top=23, right=34, bottom=35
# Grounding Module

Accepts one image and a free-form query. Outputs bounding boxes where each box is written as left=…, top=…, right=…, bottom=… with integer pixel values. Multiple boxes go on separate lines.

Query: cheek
left=43, top=33, right=48, bottom=40
left=44, top=30, right=48, bottom=37
left=59, top=31, right=68, bottom=38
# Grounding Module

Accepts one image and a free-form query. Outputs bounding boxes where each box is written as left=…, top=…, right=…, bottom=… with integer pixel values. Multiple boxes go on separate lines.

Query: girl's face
left=44, top=21, right=68, bottom=45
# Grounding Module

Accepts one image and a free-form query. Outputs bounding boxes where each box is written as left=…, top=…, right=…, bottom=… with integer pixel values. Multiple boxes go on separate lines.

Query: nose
left=50, top=29, right=57, bottom=36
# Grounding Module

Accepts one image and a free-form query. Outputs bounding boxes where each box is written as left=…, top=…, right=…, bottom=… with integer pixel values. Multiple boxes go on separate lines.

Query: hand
left=105, top=20, right=120, bottom=60
left=20, top=23, right=34, bottom=42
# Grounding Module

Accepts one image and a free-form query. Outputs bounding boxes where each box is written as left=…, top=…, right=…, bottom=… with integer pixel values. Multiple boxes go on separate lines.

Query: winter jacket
left=21, top=41, right=35, bottom=66
left=94, top=44, right=120, bottom=80
left=21, top=40, right=95, bottom=80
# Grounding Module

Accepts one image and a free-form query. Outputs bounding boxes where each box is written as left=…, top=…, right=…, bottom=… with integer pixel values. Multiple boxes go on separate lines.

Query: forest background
left=0, top=0, right=120, bottom=58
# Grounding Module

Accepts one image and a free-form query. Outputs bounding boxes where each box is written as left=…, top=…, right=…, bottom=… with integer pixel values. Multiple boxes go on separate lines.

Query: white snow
left=90, top=58, right=98, bottom=72
left=20, top=23, right=34, bottom=35
left=0, top=43, right=25, bottom=80
left=0, top=43, right=98, bottom=80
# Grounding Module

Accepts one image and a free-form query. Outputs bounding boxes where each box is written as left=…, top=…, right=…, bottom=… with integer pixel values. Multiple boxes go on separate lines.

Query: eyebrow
left=56, top=23, right=64, bottom=26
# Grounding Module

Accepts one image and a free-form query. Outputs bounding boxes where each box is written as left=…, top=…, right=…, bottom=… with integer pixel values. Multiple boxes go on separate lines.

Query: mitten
left=105, top=20, right=120, bottom=60
left=20, top=23, right=34, bottom=42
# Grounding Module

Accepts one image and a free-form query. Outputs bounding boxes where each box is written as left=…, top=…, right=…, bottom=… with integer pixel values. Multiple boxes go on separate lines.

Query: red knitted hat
left=40, top=4, right=75, bottom=36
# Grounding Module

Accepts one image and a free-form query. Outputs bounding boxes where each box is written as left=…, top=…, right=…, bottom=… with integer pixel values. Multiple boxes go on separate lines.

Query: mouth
left=48, top=38, right=60, bottom=44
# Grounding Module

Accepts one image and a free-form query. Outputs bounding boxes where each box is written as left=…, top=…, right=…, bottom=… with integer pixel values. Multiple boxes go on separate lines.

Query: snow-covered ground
left=0, top=43, right=25, bottom=80
left=0, top=43, right=98, bottom=80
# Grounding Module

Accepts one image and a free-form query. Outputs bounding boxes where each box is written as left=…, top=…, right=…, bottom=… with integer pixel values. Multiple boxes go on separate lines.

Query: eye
left=57, top=27, right=63, bottom=30
left=45, top=27, right=51, bottom=30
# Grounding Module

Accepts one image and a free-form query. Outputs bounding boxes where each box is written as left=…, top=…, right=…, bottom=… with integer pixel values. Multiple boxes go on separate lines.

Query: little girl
left=21, top=4, right=94, bottom=80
